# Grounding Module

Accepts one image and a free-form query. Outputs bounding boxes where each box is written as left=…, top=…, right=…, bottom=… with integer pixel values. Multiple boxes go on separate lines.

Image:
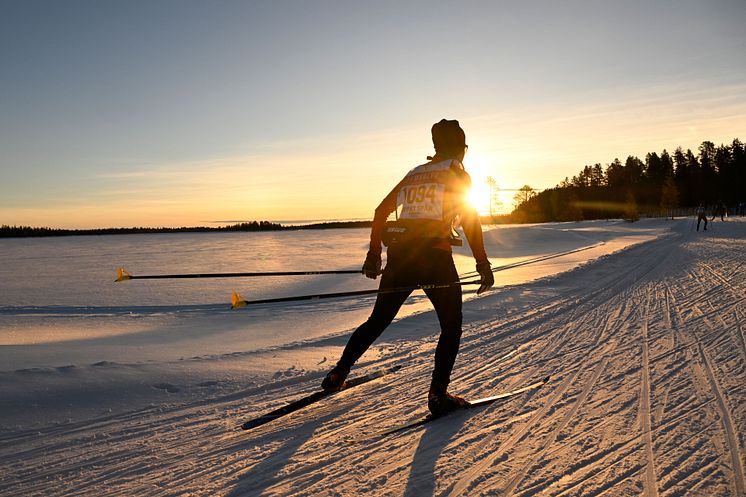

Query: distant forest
left=0, top=220, right=373, bottom=238
left=503, top=138, right=745, bottom=223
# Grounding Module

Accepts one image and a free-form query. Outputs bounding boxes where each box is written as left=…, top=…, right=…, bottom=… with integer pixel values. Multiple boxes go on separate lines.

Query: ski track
left=640, top=291, right=660, bottom=497
left=1, top=220, right=745, bottom=496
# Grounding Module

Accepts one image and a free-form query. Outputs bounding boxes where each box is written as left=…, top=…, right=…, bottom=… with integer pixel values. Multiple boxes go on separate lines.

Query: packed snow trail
left=1, top=218, right=744, bottom=496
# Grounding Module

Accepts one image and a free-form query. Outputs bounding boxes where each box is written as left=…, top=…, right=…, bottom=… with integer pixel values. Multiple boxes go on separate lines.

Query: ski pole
left=115, top=267, right=362, bottom=282
left=456, top=242, right=605, bottom=280
left=231, top=279, right=482, bottom=309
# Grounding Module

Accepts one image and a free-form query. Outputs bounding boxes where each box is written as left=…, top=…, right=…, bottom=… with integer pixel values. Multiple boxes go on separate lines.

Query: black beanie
left=431, top=119, right=466, bottom=155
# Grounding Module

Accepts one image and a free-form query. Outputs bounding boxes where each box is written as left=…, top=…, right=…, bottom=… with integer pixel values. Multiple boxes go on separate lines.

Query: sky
left=1, top=0, right=745, bottom=228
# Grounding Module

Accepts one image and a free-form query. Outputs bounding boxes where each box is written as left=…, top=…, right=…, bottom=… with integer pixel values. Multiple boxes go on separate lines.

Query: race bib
left=398, top=182, right=446, bottom=220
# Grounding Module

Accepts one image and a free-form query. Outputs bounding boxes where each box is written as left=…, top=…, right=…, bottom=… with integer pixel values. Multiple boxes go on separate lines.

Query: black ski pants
left=697, top=214, right=708, bottom=231
left=337, top=244, right=463, bottom=393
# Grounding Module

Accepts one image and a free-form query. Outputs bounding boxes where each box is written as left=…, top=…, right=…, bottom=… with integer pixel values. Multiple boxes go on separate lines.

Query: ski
left=240, top=364, right=402, bottom=431
left=370, top=375, right=550, bottom=439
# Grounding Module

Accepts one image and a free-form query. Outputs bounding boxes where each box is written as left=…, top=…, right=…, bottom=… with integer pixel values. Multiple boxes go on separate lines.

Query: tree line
left=505, top=138, right=744, bottom=223
left=0, top=221, right=285, bottom=238
left=0, top=220, right=375, bottom=238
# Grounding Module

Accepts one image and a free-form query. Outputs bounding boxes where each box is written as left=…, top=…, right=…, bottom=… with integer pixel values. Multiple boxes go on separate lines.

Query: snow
left=1, top=217, right=744, bottom=496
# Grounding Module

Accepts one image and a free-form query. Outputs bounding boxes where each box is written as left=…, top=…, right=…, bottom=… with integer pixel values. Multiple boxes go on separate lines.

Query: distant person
left=321, top=119, right=494, bottom=416
left=696, top=203, right=708, bottom=231
left=711, top=201, right=727, bottom=222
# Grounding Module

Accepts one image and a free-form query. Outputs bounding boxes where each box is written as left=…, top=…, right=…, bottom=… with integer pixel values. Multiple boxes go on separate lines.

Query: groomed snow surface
left=1, top=218, right=745, bottom=496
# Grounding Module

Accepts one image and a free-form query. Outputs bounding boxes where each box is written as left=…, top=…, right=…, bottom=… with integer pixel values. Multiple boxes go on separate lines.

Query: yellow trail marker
left=231, top=290, right=248, bottom=309
left=116, top=267, right=133, bottom=282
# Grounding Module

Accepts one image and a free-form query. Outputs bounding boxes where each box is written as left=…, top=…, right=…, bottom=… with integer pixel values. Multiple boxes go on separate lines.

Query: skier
left=711, top=200, right=727, bottom=222
left=321, top=119, right=494, bottom=416
left=696, top=203, right=708, bottom=231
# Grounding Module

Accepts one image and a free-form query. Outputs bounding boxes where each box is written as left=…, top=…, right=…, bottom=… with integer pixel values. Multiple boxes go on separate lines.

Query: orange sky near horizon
left=1, top=1, right=744, bottom=229
left=6, top=86, right=743, bottom=230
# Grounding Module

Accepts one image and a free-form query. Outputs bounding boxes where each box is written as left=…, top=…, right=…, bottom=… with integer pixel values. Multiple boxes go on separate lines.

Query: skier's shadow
left=225, top=411, right=339, bottom=497
left=403, top=412, right=469, bottom=497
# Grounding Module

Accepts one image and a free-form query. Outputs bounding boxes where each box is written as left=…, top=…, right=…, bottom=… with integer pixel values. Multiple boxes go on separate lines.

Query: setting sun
left=465, top=153, right=502, bottom=216
left=467, top=180, right=491, bottom=215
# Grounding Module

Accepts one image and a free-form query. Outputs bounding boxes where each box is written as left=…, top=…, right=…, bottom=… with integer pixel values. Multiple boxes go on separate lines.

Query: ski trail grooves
left=684, top=252, right=746, bottom=496
left=500, top=356, right=609, bottom=496
left=549, top=397, right=717, bottom=497
left=736, top=309, right=746, bottom=364
left=697, top=341, right=746, bottom=496
left=658, top=244, right=746, bottom=496
left=640, top=290, right=660, bottom=497
left=443, top=371, right=573, bottom=497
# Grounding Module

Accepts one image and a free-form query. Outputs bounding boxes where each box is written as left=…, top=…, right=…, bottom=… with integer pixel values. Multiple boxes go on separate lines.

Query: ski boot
left=428, top=389, right=470, bottom=416
left=321, top=365, right=350, bottom=391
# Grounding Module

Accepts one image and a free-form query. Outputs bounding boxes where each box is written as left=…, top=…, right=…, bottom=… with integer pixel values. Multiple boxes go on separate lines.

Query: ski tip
left=241, top=416, right=270, bottom=430
left=540, top=375, right=551, bottom=384
left=231, top=290, right=247, bottom=309
left=115, top=267, right=132, bottom=282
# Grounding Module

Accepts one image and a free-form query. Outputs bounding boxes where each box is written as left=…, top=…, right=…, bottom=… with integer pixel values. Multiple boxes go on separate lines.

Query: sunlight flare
left=465, top=152, right=501, bottom=216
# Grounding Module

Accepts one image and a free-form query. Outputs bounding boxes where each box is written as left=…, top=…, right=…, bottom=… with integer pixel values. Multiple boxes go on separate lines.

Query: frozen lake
left=0, top=221, right=663, bottom=370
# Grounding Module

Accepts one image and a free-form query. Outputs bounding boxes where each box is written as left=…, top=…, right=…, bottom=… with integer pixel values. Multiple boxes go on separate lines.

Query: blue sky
left=1, top=0, right=744, bottom=227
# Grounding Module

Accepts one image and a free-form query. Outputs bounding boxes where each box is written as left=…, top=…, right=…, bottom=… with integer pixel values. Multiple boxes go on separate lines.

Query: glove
left=475, top=261, right=494, bottom=294
left=362, top=250, right=382, bottom=279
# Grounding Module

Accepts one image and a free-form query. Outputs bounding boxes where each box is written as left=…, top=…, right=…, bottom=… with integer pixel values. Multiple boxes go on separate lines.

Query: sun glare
left=467, top=181, right=490, bottom=214
left=464, top=152, right=500, bottom=216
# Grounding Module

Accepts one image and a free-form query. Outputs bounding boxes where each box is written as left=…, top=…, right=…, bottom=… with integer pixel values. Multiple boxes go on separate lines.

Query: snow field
left=0, top=218, right=744, bottom=496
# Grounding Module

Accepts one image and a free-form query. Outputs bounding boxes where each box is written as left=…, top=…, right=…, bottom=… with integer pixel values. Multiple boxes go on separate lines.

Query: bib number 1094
left=404, top=185, right=437, bottom=203
left=399, top=183, right=445, bottom=220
